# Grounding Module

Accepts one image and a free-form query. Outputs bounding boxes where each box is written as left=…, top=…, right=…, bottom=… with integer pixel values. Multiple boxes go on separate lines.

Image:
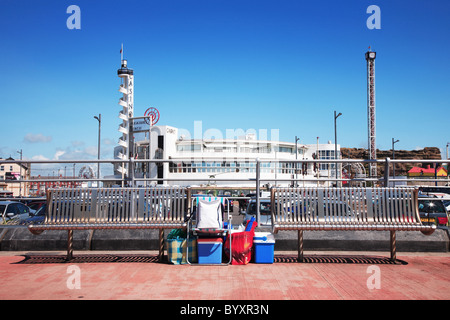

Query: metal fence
left=1, top=158, right=449, bottom=194
left=1, top=157, right=449, bottom=229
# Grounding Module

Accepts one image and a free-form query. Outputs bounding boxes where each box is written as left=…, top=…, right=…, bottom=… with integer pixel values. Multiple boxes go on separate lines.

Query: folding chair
left=186, top=196, right=232, bottom=265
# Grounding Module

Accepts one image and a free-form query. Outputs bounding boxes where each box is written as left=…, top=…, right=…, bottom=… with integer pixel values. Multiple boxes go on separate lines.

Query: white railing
left=1, top=157, right=449, bottom=191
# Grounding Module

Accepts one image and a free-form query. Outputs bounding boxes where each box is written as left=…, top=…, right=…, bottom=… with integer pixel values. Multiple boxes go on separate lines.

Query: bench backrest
left=46, top=187, right=187, bottom=224
left=271, top=187, right=421, bottom=225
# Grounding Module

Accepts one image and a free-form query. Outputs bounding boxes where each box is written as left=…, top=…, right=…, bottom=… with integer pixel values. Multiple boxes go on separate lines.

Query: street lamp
left=392, top=138, right=400, bottom=186
left=295, top=136, right=300, bottom=187
left=446, top=142, right=449, bottom=160
left=17, top=149, right=22, bottom=196
left=334, top=111, right=342, bottom=186
left=94, top=114, right=101, bottom=186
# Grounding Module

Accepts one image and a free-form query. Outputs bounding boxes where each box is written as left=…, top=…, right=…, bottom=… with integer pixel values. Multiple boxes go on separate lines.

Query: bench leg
left=298, top=230, right=304, bottom=262
left=390, top=230, right=396, bottom=262
left=67, top=230, right=74, bottom=261
left=158, top=229, right=164, bottom=262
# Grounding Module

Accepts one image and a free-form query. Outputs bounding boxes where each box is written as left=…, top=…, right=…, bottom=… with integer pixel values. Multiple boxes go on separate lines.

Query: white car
left=0, top=201, right=32, bottom=223
left=243, top=198, right=272, bottom=227
left=444, top=200, right=450, bottom=213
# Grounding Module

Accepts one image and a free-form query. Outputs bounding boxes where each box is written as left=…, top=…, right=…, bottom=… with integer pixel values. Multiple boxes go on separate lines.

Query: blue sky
left=1, top=0, right=449, bottom=166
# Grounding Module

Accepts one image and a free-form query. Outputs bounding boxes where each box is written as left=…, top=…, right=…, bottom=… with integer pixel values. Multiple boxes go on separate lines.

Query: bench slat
left=29, top=187, right=189, bottom=231
left=271, top=187, right=434, bottom=233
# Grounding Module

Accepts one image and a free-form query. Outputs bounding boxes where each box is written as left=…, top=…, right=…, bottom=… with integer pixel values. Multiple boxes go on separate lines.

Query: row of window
left=318, top=150, right=340, bottom=171
left=168, top=161, right=310, bottom=174
left=176, top=144, right=304, bottom=155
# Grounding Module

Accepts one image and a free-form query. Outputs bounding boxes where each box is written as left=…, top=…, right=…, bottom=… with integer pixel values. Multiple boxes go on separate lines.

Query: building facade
left=0, top=157, right=30, bottom=197
left=110, top=125, right=341, bottom=188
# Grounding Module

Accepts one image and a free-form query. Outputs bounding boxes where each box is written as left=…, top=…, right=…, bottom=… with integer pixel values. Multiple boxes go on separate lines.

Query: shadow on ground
left=13, top=253, right=408, bottom=265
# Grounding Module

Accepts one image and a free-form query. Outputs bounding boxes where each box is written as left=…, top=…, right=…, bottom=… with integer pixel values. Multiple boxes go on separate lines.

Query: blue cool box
left=253, top=232, right=275, bottom=264
left=197, top=237, right=223, bottom=264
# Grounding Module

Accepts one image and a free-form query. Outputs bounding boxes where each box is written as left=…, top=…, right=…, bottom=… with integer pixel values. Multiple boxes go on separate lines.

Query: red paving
left=0, top=251, right=448, bottom=301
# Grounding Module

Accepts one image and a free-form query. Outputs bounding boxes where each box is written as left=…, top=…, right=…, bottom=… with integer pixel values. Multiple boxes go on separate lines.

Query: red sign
left=144, top=107, right=160, bottom=125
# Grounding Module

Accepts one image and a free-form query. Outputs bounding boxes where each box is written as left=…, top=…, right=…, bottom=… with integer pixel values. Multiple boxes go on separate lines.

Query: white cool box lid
left=253, top=232, right=275, bottom=244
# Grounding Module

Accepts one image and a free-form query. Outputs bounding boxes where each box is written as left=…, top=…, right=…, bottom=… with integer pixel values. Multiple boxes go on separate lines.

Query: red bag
left=224, top=220, right=257, bottom=265
left=224, top=231, right=255, bottom=265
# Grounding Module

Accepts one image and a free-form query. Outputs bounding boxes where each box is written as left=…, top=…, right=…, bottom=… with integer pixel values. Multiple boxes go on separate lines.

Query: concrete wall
left=1, top=227, right=448, bottom=252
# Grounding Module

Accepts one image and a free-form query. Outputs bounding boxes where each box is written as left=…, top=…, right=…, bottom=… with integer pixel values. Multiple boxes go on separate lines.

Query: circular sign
left=144, top=107, right=160, bottom=125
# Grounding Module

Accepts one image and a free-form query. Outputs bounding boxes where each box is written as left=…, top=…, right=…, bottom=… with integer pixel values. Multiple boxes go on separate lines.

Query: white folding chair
left=186, top=196, right=232, bottom=265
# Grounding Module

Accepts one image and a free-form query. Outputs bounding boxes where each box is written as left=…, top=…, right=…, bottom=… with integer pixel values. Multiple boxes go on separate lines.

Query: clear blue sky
left=1, top=0, right=449, bottom=165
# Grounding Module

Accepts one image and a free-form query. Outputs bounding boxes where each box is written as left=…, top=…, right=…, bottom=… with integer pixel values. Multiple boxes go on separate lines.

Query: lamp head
left=365, top=51, right=376, bottom=60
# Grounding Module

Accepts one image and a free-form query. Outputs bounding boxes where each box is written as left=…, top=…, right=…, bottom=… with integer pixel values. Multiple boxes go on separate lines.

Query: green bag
left=167, top=228, right=187, bottom=240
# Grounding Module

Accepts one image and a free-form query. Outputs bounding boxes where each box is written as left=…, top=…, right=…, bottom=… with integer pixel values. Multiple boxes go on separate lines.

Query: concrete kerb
left=0, top=226, right=448, bottom=253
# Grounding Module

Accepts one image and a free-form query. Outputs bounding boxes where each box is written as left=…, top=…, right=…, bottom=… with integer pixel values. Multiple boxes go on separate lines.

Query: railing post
left=384, top=157, right=390, bottom=187
left=121, top=161, right=125, bottom=187
left=129, top=158, right=135, bottom=188
left=256, top=158, right=260, bottom=227
left=186, top=187, right=192, bottom=220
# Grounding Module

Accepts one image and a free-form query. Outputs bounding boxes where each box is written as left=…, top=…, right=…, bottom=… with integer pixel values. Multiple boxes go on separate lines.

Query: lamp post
left=446, top=142, right=449, bottom=160
left=17, top=149, right=22, bottom=196
left=446, top=142, right=449, bottom=185
left=295, top=136, right=300, bottom=187
left=334, top=111, right=342, bottom=187
left=94, top=114, right=101, bottom=187
left=392, top=138, right=399, bottom=186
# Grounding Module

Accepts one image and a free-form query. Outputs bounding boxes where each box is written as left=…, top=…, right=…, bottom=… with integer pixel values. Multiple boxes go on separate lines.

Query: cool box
left=253, top=232, right=275, bottom=264
left=197, top=237, right=223, bottom=264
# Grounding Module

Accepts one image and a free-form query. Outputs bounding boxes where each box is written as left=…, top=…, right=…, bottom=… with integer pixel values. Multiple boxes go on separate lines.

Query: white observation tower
left=117, top=57, right=134, bottom=177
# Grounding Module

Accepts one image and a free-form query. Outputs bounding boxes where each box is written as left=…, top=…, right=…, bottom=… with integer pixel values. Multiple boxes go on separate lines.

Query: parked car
left=0, top=201, right=32, bottom=223
left=443, top=200, right=450, bottom=213
left=243, top=198, right=272, bottom=227
left=243, top=198, right=354, bottom=227
left=426, top=193, right=450, bottom=217
left=27, top=201, right=46, bottom=214
left=418, top=196, right=448, bottom=230
left=19, top=204, right=46, bottom=226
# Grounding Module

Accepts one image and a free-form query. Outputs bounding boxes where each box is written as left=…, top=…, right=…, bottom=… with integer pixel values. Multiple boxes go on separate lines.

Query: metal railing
left=0, top=157, right=449, bottom=229
left=1, top=157, right=449, bottom=190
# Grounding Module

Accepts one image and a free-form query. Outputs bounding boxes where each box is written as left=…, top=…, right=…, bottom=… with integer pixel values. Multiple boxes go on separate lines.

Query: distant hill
left=340, top=147, right=442, bottom=176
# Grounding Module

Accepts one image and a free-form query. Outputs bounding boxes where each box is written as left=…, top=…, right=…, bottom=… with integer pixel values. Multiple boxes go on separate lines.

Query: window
left=418, top=200, right=446, bottom=214
left=17, top=203, right=29, bottom=214
left=278, top=147, right=293, bottom=153
left=6, top=204, right=18, bottom=215
left=318, top=150, right=340, bottom=172
left=247, top=202, right=271, bottom=215
left=177, top=144, right=201, bottom=152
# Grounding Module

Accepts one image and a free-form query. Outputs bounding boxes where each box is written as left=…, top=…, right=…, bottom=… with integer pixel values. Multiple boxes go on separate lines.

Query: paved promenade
left=0, top=250, right=448, bottom=305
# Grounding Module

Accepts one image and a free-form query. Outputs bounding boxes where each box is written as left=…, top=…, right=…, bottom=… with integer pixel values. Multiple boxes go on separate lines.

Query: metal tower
left=117, top=59, right=134, bottom=177
left=365, top=50, right=377, bottom=178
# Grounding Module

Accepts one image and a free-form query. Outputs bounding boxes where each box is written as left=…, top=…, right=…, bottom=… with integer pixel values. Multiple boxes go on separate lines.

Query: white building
left=112, top=125, right=341, bottom=188
left=109, top=59, right=340, bottom=188
left=0, top=157, right=30, bottom=197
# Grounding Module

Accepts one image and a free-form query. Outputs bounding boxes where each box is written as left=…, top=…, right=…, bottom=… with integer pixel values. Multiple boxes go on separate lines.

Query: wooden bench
left=28, top=187, right=189, bottom=261
left=270, top=186, right=436, bottom=262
